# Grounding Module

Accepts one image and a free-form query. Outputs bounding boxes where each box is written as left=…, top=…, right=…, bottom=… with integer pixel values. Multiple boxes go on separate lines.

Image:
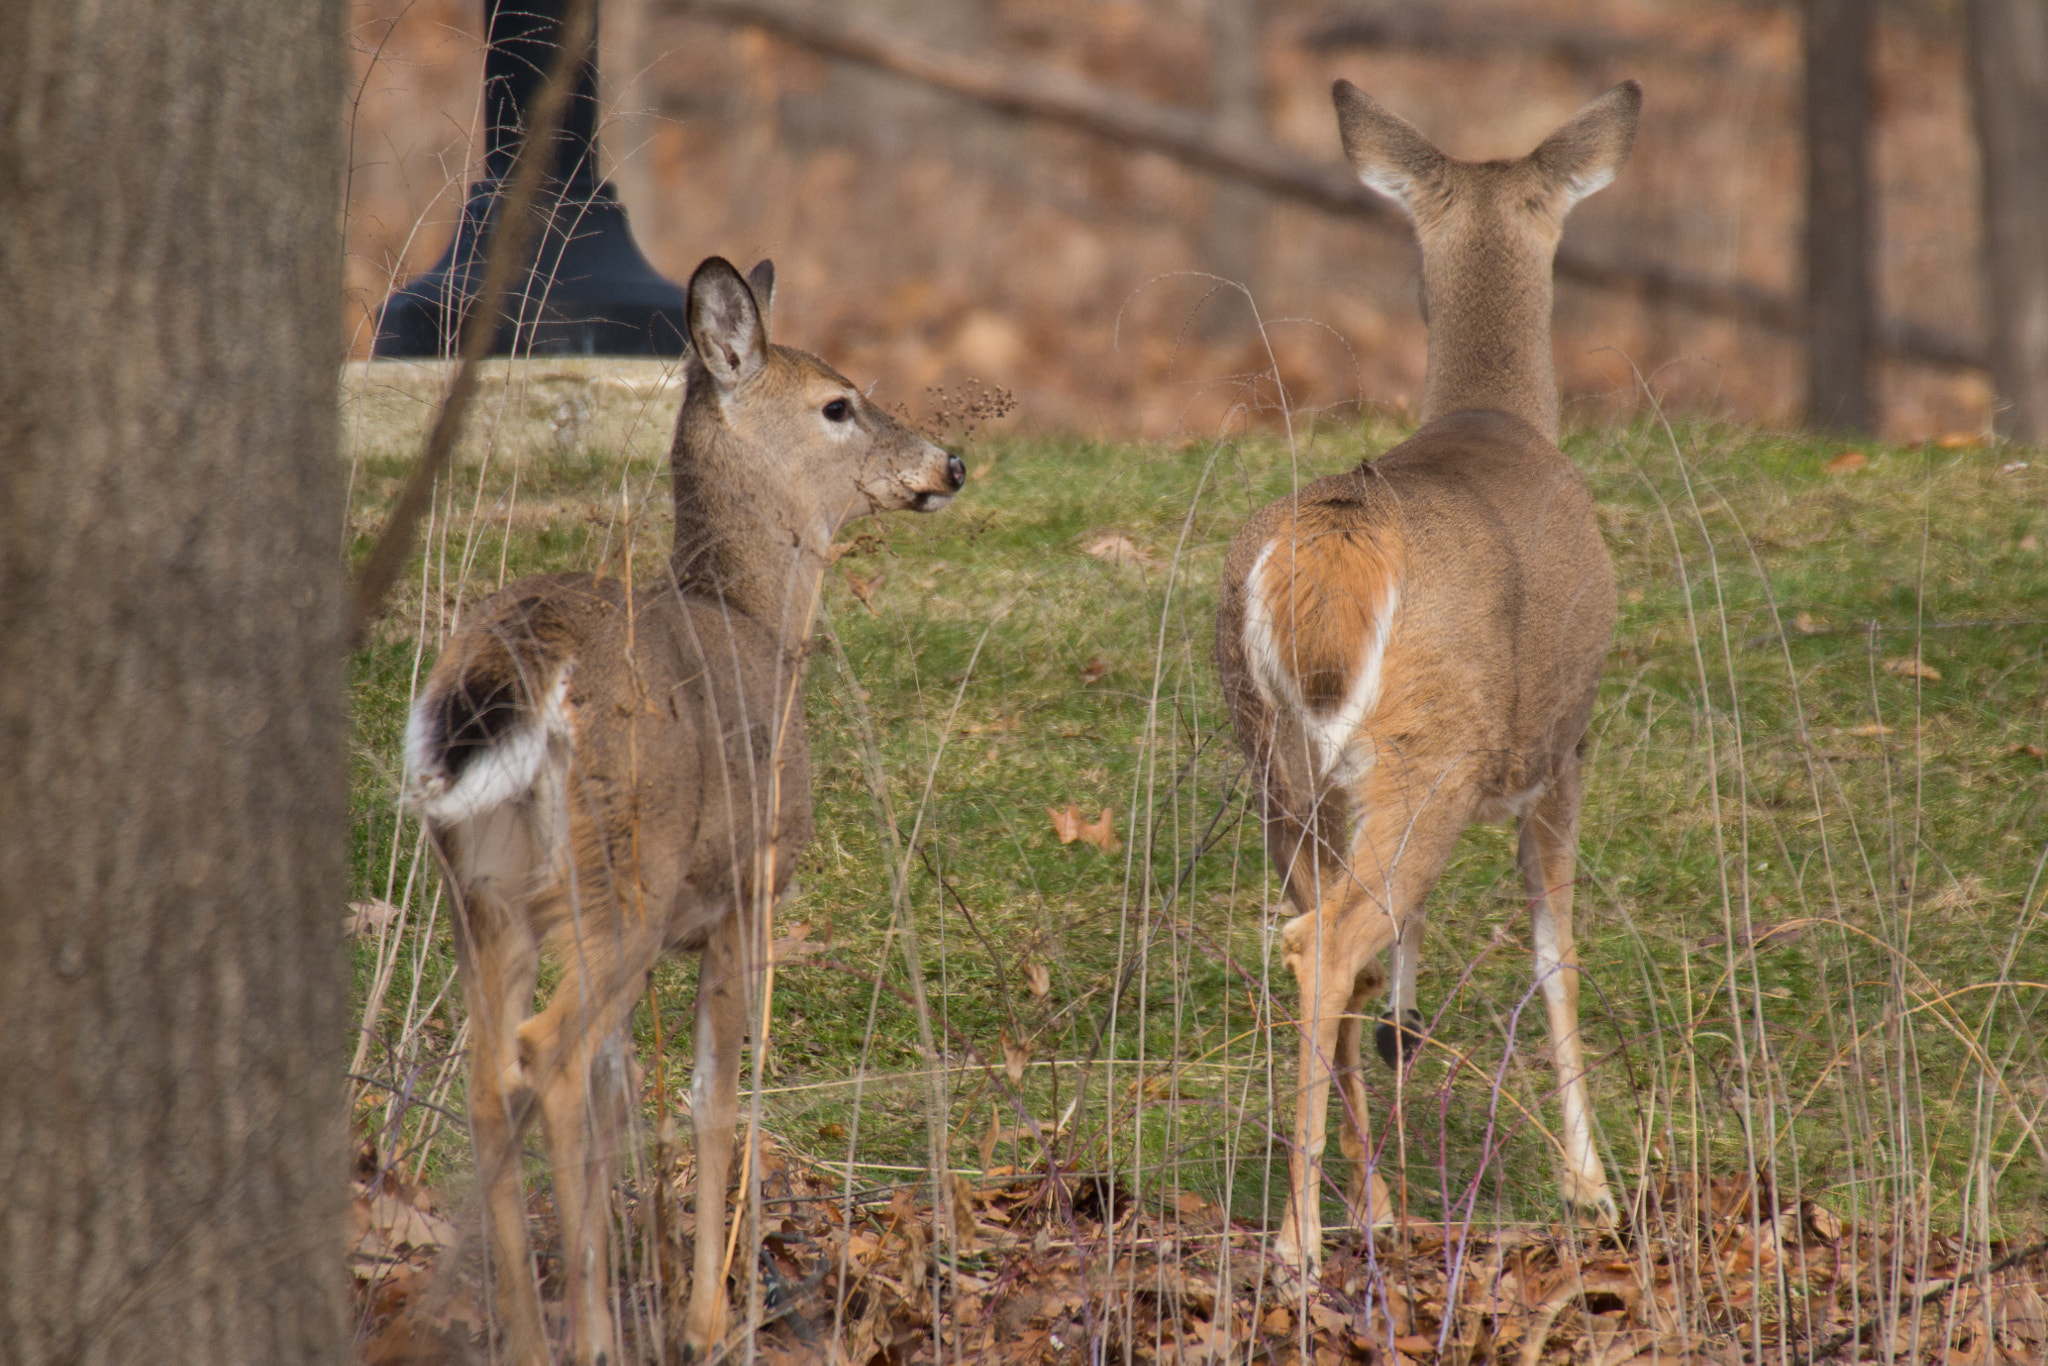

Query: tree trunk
left=1967, top=0, right=2048, bottom=443
left=1804, top=0, right=1875, bottom=434
left=0, top=5, right=349, bottom=1364
left=1201, top=0, right=1266, bottom=343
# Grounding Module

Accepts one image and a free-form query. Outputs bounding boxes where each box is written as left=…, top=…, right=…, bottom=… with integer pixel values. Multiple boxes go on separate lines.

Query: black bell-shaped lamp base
left=372, top=179, right=688, bottom=358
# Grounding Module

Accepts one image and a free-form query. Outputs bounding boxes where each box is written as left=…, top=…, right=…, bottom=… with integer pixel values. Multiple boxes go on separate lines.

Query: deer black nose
left=945, top=452, right=966, bottom=490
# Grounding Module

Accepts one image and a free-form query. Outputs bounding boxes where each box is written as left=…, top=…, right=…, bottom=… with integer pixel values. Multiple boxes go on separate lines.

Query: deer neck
left=668, top=419, right=838, bottom=644
left=1416, top=232, right=1561, bottom=441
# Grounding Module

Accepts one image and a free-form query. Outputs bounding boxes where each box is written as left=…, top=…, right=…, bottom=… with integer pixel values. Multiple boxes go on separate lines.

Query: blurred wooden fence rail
left=674, top=0, right=1986, bottom=376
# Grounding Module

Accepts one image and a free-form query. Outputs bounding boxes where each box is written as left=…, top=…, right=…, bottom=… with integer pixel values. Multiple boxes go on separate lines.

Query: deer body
left=1215, top=81, right=1640, bottom=1284
left=405, top=257, right=963, bottom=1364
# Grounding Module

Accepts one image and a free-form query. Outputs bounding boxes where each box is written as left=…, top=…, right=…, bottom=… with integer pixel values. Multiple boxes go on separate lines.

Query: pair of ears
left=687, top=256, right=776, bottom=389
left=1336, top=79, right=1642, bottom=220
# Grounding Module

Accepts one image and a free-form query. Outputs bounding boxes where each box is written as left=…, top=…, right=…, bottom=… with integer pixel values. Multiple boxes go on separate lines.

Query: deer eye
left=822, top=398, right=852, bottom=422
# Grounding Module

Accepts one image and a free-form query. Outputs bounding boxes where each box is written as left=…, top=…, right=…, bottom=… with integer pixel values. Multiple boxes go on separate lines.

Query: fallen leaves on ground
left=844, top=567, right=886, bottom=615
left=347, top=1139, right=481, bottom=1363
left=346, top=900, right=402, bottom=937
left=1824, top=450, right=1868, bottom=474
left=1883, top=655, right=1942, bottom=682
left=354, top=1138, right=2048, bottom=1366
left=1047, top=803, right=1122, bottom=852
left=1083, top=532, right=1161, bottom=570
left=1079, top=654, right=1112, bottom=685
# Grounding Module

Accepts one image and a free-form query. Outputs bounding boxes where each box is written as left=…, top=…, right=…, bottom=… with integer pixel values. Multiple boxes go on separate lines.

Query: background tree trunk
left=1804, top=0, right=1875, bottom=433
left=0, top=5, right=349, bottom=1363
left=1200, top=0, right=1266, bottom=343
left=1966, top=0, right=2048, bottom=443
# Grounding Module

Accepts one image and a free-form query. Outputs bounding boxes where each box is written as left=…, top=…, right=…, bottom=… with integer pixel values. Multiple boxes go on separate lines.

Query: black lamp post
left=372, top=0, right=687, bottom=357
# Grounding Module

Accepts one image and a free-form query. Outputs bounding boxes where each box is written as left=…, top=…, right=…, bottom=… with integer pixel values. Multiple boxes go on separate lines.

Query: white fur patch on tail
left=1241, top=538, right=1400, bottom=783
left=404, top=668, right=574, bottom=825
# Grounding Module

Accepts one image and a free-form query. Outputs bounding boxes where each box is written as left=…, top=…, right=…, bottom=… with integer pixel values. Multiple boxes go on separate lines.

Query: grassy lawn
left=343, top=360, right=2048, bottom=1252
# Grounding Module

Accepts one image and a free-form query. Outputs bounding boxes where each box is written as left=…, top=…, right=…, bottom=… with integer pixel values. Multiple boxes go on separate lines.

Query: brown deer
left=404, top=256, right=964, bottom=1364
left=1215, top=80, right=1640, bottom=1285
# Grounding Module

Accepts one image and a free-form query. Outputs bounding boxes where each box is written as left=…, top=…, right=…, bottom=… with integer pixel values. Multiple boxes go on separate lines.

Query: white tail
left=405, top=256, right=964, bottom=1364
left=1215, top=81, right=1640, bottom=1286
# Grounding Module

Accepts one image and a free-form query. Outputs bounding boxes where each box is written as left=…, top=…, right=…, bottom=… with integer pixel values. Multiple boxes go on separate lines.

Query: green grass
left=343, top=363, right=2048, bottom=1257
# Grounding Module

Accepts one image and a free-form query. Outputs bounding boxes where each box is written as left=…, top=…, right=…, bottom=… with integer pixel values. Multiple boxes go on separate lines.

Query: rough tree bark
left=1804, top=0, right=1875, bottom=433
left=1967, top=0, right=2048, bottom=443
left=0, top=5, right=349, bottom=1364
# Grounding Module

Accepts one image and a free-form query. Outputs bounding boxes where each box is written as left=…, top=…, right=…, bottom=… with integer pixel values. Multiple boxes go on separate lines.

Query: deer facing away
left=404, top=256, right=964, bottom=1364
left=1215, top=80, right=1641, bottom=1284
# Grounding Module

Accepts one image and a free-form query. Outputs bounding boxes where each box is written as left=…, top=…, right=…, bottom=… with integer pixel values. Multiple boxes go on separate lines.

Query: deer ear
left=1333, top=80, right=1448, bottom=218
left=1531, top=80, right=1641, bottom=210
left=688, top=256, right=766, bottom=390
left=745, top=259, right=776, bottom=324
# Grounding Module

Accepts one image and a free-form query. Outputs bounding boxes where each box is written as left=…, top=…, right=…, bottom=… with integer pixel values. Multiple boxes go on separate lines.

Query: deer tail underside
left=405, top=617, right=577, bottom=827
left=1241, top=517, right=1405, bottom=782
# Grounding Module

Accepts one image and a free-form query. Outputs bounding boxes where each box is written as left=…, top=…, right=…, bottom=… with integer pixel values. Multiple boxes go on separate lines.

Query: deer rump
left=405, top=572, right=810, bottom=957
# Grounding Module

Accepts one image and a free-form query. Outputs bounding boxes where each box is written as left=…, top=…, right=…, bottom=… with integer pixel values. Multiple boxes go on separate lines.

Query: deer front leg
left=1519, top=771, right=1616, bottom=1226
left=683, top=913, right=745, bottom=1361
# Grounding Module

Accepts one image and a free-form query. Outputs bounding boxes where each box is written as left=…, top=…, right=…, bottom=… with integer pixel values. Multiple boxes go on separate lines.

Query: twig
left=346, top=1071, right=470, bottom=1126
left=345, top=0, right=599, bottom=647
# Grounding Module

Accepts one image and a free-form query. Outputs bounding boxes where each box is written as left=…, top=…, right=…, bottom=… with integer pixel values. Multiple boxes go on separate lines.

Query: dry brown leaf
left=1824, top=450, right=1868, bottom=474
left=356, top=1187, right=456, bottom=1255
left=1001, top=1028, right=1029, bottom=1085
left=978, top=1106, right=1003, bottom=1170
left=345, top=899, right=402, bottom=937
left=1083, top=532, right=1161, bottom=570
left=1079, top=653, right=1111, bottom=685
left=1793, top=612, right=1821, bottom=635
left=1883, top=655, right=1942, bottom=682
left=771, top=919, right=826, bottom=962
left=1803, top=1200, right=1843, bottom=1242
left=1844, top=723, right=1893, bottom=737
left=1069, top=806, right=1123, bottom=852
left=951, top=1173, right=982, bottom=1253
left=843, top=566, right=886, bottom=616
left=1937, top=431, right=1983, bottom=449
left=1022, top=959, right=1051, bottom=998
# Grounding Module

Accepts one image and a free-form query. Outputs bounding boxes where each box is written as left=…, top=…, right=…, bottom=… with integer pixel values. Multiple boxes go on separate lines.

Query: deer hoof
left=1374, top=1008, right=1424, bottom=1068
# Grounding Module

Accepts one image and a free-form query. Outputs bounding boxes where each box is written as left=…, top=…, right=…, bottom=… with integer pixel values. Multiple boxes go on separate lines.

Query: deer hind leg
left=521, top=906, right=660, bottom=1366
left=1333, top=974, right=1393, bottom=1229
left=1275, top=785, right=1458, bottom=1290
left=1518, top=765, right=1616, bottom=1225
left=451, top=880, right=548, bottom=1366
left=682, top=911, right=745, bottom=1362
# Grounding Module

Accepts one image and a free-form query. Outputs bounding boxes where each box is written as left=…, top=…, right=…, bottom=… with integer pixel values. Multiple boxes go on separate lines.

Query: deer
left=1214, top=80, right=1640, bottom=1287
left=402, top=255, right=965, bottom=1365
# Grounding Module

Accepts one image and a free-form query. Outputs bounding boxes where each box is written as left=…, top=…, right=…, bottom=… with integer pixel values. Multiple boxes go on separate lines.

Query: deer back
left=1218, top=84, right=1637, bottom=810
